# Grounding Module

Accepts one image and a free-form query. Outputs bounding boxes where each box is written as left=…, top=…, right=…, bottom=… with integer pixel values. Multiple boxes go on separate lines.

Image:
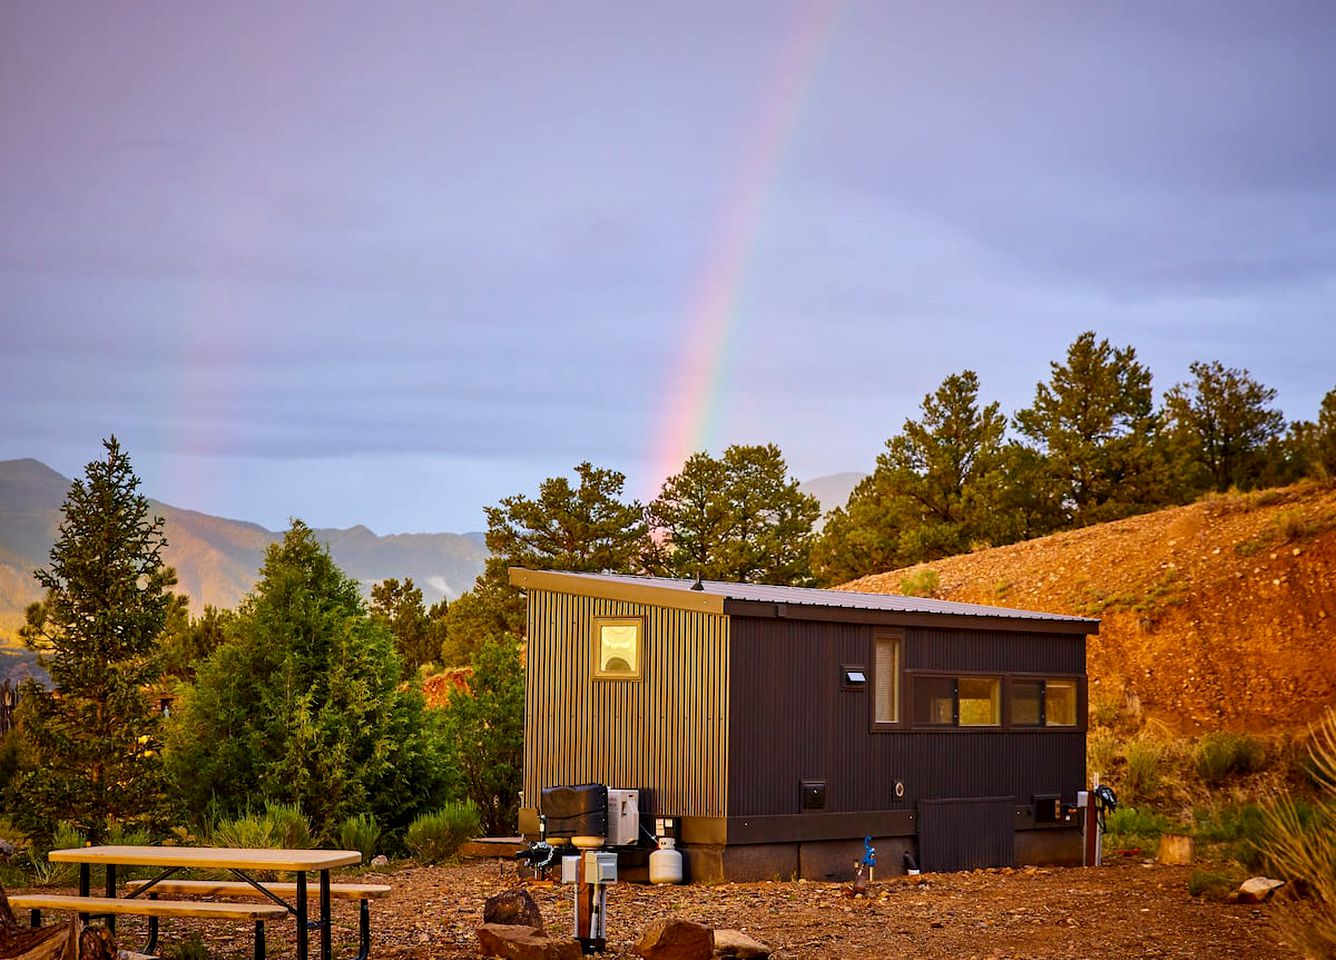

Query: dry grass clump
left=1259, top=708, right=1336, bottom=958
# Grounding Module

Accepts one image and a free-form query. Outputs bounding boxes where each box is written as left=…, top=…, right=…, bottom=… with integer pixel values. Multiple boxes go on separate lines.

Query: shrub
left=1195, top=732, right=1266, bottom=786
left=1258, top=707, right=1336, bottom=958
left=1123, top=738, right=1164, bottom=803
left=1105, top=806, right=1174, bottom=841
left=897, top=567, right=940, bottom=598
left=1086, top=728, right=1118, bottom=780
left=163, top=932, right=211, bottom=960
left=1188, top=868, right=1242, bottom=901
left=337, top=813, right=382, bottom=863
left=405, top=801, right=480, bottom=864
left=27, top=820, right=85, bottom=886
left=210, top=803, right=311, bottom=851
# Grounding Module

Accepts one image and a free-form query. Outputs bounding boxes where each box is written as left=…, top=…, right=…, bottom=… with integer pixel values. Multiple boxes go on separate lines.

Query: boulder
left=712, top=928, right=772, bottom=958
left=634, top=918, right=714, bottom=960
left=1237, top=877, right=1285, bottom=904
left=484, top=889, right=545, bottom=929
left=476, top=924, right=581, bottom=960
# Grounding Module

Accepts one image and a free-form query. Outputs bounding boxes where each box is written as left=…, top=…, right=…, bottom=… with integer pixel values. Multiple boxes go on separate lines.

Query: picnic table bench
left=13, top=846, right=368, bottom=960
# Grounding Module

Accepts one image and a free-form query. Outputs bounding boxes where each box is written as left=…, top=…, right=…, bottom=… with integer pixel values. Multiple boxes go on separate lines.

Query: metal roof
left=511, top=569, right=1098, bottom=627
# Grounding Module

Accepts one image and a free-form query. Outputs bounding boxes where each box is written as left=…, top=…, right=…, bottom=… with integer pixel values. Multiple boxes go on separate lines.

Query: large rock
left=476, top=923, right=581, bottom=960
left=483, top=889, right=545, bottom=929
left=634, top=918, right=714, bottom=960
left=712, top=928, right=772, bottom=958
left=1238, top=877, right=1285, bottom=903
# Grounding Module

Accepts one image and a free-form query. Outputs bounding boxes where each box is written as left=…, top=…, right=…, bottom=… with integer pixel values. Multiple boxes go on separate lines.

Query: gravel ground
left=78, top=857, right=1298, bottom=960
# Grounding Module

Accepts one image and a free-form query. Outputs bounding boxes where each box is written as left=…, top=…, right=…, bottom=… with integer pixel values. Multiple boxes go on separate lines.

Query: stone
left=484, top=889, right=544, bottom=930
left=712, top=928, right=772, bottom=958
left=634, top=918, right=714, bottom=960
left=369, top=855, right=388, bottom=867
left=476, top=923, right=581, bottom=960
left=1237, top=877, right=1285, bottom=904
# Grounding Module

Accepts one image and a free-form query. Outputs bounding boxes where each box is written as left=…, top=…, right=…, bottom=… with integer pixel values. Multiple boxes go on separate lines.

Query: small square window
left=593, top=618, right=641, bottom=680
left=958, top=677, right=1000, bottom=726
left=1012, top=680, right=1043, bottom=726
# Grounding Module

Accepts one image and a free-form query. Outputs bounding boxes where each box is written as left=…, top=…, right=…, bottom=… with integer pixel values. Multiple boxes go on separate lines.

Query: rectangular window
left=912, top=676, right=957, bottom=726
left=1045, top=679, right=1078, bottom=726
left=1012, top=679, right=1043, bottom=726
left=958, top=677, right=1001, bottom=726
left=873, top=634, right=902, bottom=724
left=593, top=617, right=641, bottom=680
left=1010, top=678, right=1079, bottom=726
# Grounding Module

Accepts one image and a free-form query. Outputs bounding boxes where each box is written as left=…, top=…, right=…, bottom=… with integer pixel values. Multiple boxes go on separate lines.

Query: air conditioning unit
left=606, top=789, right=640, bottom=846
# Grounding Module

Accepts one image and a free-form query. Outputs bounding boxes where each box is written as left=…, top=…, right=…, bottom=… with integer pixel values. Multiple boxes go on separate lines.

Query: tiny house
left=511, top=568, right=1098, bottom=882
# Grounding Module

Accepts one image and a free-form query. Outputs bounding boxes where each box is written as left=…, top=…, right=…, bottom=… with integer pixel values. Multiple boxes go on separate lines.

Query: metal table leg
left=319, top=869, right=332, bottom=960
left=296, top=872, right=308, bottom=960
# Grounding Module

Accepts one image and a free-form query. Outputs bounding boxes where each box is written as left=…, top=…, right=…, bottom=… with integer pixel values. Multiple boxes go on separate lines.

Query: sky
left=2, top=1, right=1335, bottom=534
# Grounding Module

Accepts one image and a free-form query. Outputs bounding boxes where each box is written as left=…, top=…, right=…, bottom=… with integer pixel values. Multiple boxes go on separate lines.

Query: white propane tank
left=649, top=837, right=683, bottom=885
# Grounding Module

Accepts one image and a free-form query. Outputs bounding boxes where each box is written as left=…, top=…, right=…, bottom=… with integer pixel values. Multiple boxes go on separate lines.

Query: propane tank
left=649, top=837, right=683, bottom=884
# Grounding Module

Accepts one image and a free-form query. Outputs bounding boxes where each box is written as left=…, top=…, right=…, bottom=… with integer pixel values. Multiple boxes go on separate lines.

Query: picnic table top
left=47, top=845, right=362, bottom=872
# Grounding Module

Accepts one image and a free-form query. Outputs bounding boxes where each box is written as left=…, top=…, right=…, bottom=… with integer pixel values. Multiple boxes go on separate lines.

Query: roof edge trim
left=508, top=567, right=725, bottom=615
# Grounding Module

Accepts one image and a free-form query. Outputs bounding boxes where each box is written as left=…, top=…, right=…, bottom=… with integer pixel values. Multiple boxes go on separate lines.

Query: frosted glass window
left=874, top=635, right=901, bottom=724
left=594, top=619, right=641, bottom=679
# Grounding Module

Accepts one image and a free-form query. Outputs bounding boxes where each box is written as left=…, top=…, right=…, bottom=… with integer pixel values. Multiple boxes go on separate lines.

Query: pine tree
left=165, top=521, right=453, bottom=835
left=1162, top=360, right=1286, bottom=492
left=442, top=633, right=524, bottom=835
left=648, top=444, right=820, bottom=584
left=1015, top=331, right=1165, bottom=524
left=15, top=437, right=174, bottom=842
left=369, top=577, right=436, bottom=674
left=811, top=372, right=1024, bottom=584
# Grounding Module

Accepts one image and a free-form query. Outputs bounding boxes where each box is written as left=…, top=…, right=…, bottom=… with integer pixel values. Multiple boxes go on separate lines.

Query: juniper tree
left=1163, top=360, right=1286, bottom=492
left=15, top=437, right=174, bottom=842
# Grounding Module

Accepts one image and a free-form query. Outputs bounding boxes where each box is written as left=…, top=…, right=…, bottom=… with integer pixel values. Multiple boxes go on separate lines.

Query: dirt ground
left=88, top=857, right=1300, bottom=960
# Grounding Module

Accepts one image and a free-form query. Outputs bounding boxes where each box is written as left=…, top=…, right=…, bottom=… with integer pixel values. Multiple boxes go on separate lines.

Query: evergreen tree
left=445, top=462, right=649, bottom=664
left=1318, top=386, right=1336, bottom=479
left=648, top=444, right=820, bottom=584
left=369, top=577, right=436, bottom=674
left=442, top=633, right=524, bottom=835
left=811, top=372, right=1021, bottom=584
left=1015, top=331, right=1165, bottom=524
left=164, top=521, right=453, bottom=836
left=14, top=437, right=174, bottom=842
left=160, top=603, right=233, bottom=683
left=1162, top=360, right=1286, bottom=492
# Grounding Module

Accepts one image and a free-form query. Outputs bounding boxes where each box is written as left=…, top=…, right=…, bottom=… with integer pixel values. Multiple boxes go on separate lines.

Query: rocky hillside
left=843, top=482, right=1336, bottom=732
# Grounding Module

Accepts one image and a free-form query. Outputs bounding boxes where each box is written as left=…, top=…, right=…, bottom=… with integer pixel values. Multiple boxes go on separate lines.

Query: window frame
left=870, top=630, right=904, bottom=731
left=900, top=670, right=1086, bottom=731
left=591, top=616, right=644, bottom=681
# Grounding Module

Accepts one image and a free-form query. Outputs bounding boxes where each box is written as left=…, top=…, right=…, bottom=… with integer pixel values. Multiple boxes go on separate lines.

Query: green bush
left=1195, top=732, right=1266, bottom=786
left=897, top=567, right=940, bottom=598
left=405, top=801, right=480, bottom=864
left=210, top=803, right=311, bottom=851
left=28, top=820, right=86, bottom=886
left=337, top=813, right=382, bottom=863
left=1188, top=868, right=1242, bottom=900
left=1086, top=728, right=1118, bottom=780
left=1105, top=805, right=1174, bottom=841
left=162, top=932, right=211, bottom=960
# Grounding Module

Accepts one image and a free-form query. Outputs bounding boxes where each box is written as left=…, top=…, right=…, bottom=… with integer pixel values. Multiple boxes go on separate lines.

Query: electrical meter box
left=560, top=855, right=580, bottom=884
left=584, top=850, right=618, bottom=884
left=606, top=788, right=640, bottom=846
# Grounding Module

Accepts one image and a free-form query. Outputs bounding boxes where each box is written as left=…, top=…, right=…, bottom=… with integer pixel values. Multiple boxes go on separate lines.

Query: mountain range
left=0, top=458, right=489, bottom=639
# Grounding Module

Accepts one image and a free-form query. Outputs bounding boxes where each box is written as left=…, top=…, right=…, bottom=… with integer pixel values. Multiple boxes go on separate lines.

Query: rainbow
left=645, top=0, right=843, bottom=496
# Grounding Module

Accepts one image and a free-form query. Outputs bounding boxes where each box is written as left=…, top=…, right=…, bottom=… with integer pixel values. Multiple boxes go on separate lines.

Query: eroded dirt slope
left=843, top=483, right=1336, bottom=732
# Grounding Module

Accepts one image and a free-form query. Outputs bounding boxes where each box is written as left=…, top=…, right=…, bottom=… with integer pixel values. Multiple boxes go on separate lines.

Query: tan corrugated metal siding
left=523, top=589, right=729, bottom=817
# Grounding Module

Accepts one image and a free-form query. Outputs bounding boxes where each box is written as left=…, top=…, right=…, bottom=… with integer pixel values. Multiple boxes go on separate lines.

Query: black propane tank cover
left=540, top=783, right=610, bottom=839
left=800, top=779, right=826, bottom=810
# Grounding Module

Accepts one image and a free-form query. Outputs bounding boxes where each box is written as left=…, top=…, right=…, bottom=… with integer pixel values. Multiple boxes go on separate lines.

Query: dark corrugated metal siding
left=919, top=797, right=1016, bottom=871
left=728, top=618, right=1085, bottom=818
left=908, top=627, right=1084, bottom=674
left=524, top=589, right=729, bottom=818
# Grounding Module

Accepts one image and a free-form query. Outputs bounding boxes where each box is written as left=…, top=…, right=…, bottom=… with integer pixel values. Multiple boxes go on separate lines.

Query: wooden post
left=575, top=854, right=594, bottom=948
left=1083, top=796, right=1099, bottom=867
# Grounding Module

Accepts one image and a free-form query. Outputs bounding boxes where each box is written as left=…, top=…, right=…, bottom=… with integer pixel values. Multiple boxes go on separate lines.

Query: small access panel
left=918, top=796, right=1016, bottom=872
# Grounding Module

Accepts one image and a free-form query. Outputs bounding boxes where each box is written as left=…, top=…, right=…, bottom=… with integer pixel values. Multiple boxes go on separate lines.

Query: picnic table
left=8, top=845, right=369, bottom=960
